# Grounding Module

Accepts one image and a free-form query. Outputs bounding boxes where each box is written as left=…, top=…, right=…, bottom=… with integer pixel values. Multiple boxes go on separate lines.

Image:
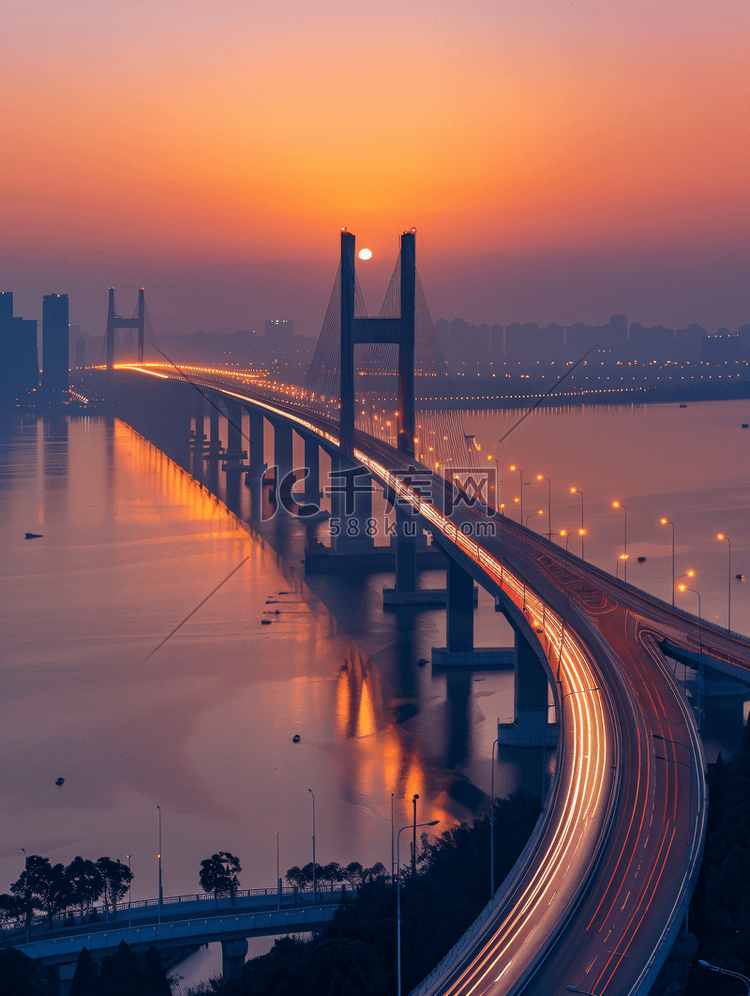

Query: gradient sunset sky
left=3, top=0, right=748, bottom=337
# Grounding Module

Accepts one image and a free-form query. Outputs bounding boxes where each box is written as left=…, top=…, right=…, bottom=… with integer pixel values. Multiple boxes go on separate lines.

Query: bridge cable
left=149, top=341, right=252, bottom=449
left=143, top=556, right=250, bottom=662
left=496, top=341, right=601, bottom=449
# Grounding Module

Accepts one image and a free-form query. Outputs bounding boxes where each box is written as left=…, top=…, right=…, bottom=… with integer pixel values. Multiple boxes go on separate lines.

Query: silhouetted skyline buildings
left=434, top=315, right=750, bottom=371
left=0, top=291, right=39, bottom=404
left=42, top=293, right=69, bottom=395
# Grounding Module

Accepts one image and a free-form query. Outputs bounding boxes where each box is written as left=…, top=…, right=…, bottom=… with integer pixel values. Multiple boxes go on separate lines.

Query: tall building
left=0, top=292, right=40, bottom=402
left=42, top=293, right=69, bottom=395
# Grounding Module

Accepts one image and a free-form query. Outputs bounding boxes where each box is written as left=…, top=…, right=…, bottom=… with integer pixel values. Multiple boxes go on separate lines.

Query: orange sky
left=2, top=0, right=748, bottom=334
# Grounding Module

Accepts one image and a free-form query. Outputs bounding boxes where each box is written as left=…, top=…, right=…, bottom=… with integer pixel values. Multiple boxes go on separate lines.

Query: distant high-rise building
left=0, top=292, right=40, bottom=402
left=42, top=294, right=69, bottom=395
left=264, top=319, right=294, bottom=351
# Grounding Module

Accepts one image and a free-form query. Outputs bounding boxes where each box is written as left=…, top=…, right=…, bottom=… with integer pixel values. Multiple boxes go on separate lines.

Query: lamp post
left=276, top=832, right=280, bottom=910
left=21, top=848, right=29, bottom=942
left=523, top=511, right=543, bottom=610
left=678, top=584, right=702, bottom=724
left=308, top=789, right=316, bottom=901
left=570, top=488, right=585, bottom=558
left=156, top=805, right=162, bottom=926
left=699, top=959, right=750, bottom=993
left=411, top=795, right=419, bottom=879
left=718, top=533, right=732, bottom=631
left=490, top=737, right=499, bottom=898
left=510, top=465, right=523, bottom=522
left=660, top=518, right=675, bottom=604
left=612, top=501, right=627, bottom=582
left=536, top=474, right=552, bottom=540
left=391, top=793, right=395, bottom=884
left=126, top=854, right=132, bottom=927
left=397, top=820, right=439, bottom=996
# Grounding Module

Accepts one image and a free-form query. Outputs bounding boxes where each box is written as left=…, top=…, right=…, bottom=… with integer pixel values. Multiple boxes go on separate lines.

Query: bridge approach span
left=96, top=367, right=750, bottom=996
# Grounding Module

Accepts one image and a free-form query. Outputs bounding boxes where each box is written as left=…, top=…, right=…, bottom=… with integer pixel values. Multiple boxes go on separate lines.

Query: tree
left=70, top=947, right=97, bottom=996
left=344, top=863, right=364, bottom=889
left=10, top=855, right=69, bottom=932
left=65, top=857, right=104, bottom=924
left=0, top=893, right=23, bottom=938
left=140, top=947, right=171, bottom=996
left=95, top=858, right=133, bottom=920
left=322, top=862, right=343, bottom=892
left=0, top=946, right=48, bottom=996
left=285, top=866, right=307, bottom=889
left=198, top=853, right=242, bottom=908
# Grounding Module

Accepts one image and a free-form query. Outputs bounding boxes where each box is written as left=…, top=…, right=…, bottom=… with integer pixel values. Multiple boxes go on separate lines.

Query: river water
left=1, top=399, right=748, bottom=988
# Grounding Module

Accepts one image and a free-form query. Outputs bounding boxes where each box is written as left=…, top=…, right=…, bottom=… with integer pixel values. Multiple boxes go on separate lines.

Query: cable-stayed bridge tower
left=340, top=227, right=416, bottom=458
left=106, top=287, right=145, bottom=369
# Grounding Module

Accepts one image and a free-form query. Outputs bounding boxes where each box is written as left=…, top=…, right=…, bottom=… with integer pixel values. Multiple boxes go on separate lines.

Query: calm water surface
left=1, top=400, right=747, bottom=987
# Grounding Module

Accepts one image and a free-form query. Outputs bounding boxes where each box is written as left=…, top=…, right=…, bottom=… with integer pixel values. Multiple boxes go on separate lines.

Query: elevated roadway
left=98, top=367, right=750, bottom=996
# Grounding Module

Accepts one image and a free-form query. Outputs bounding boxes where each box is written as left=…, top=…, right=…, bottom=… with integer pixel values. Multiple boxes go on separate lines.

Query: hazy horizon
left=3, top=0, right=748, bottom=339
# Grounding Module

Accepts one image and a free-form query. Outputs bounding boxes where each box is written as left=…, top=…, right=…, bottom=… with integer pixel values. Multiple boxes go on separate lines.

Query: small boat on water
left=25, top=532, right=43, bottom=539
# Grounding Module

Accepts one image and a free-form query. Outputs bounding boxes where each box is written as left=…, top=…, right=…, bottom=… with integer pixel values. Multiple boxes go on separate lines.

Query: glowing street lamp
left=510, top=465, right=523, bottom=521
left=678, top=583, right=703, bottom=720
left=536, top=474, right=552, bottom=540
left=397, top=820, right=439, bottom=996
left=570, top=488, right=585, bottom=559
left=612, top=501, right=627, bottom=582
left=523, top=512, right=543, bottom=609
left=717, top=534, right=732, bottom=631
left=660, top=518, right=675, bottom=604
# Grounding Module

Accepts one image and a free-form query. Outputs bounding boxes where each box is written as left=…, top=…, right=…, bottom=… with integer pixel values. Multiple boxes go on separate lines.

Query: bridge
left=6, top=888, right=344, bottom=987
left=81, top=230, right=750, bottom=996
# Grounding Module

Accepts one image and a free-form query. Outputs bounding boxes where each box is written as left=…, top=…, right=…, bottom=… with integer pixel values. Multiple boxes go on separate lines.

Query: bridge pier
left=247, top=408, right=265, bottom=482
left=272, top=419, right=293, bottom=487
left=329, top=454, right=374, bottom=553
left=52, top=961, right=76, bottom=996
left=303, top=434, right=320, bottom=506
left=221, top=938, right=248, bottom=983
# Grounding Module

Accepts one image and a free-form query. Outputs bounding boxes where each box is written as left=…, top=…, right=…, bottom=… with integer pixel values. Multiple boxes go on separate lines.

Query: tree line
left=284, top=862, right=388, bottom=893
left=182, top=790, right=542, bottom=995
left=0, top=855, right=133, bottom=934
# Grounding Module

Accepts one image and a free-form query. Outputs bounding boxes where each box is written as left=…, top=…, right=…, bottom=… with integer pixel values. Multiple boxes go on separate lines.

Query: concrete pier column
left=304, top=434, right=320, bottom=506
left=209, top=401, right=220, bottom=452
left=273, top=420, right=293, bottom=486
left=395, top=508, right=417, bottom=592
left=248, top=408, right=265, bottom=481
left=446, top=556, right=474, bottom=652
left=55, top=962, right=77, bottom=996
left=330, top=454, right=373, bottom=551
left=226, top=400, right=243, bottom=460
left=515, top=628, right=548, bottom=729
left=221, top=939, right=248, bottom=983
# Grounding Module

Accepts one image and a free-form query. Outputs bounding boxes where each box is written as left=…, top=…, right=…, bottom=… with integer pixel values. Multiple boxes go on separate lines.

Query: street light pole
left=490, top=737, right=499, bottom=898
left=276, top=832, right=280, bottom=910
left=391, top=793, right=395, bottom=884
left=570, top=488, right=585, bottom=559
left=718, top=533, right=732, bottom=631
left=126, top=854, right=132, bottom=928
left=660, top=518, right=675, bottom=604
left=510, top=465, right=523, bottom=522
left=678, top=585, right=702, bottom=724
left=308, top=789, right=316, bottom=901
left=397, top=820, right=439, bottom=996
left=612, top=501, right=627, bottom=582
left=156, top=805, right=162, bottom=926
left=412, top=794, right=419, bottom=880
left=699, top=959, right=750, bottom=994
left=523, top=511, right=543, bottom=610
left=536, top=475, right=552, bottom=540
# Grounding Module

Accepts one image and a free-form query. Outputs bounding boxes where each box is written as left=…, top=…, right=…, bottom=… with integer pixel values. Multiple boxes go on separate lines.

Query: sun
left=358, top=248, right=372, bottom=260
